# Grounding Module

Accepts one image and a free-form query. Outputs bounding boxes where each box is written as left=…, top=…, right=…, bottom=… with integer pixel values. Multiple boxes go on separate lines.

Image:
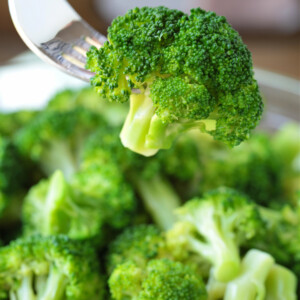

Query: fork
left=9, top=0, right=106, bottom=82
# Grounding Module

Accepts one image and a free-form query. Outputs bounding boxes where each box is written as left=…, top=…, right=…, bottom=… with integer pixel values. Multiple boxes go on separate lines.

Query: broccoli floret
left=86, top=6, right=263, bottom=156
left=167, top=187, right=263, bottom=282
left=265, top=264, right=298, bottom=300
left=109, top=258, right=207, bottom=300
left=247, top=202, right=300, bottom=279
left=224, top=249, right=274, bottom=300
left=0, top=110, right=38, bottom=137
left=83, top=126, right=183, bottom=230
left=15, top=108, right=104, bottom=179
left=71, top=151, right=137, bottom=230
left=22, top=170, right=105, bottom=241
left=23, top=157, right=137, bottom=241
left=195, top=129, right=298, bottom=207
left=46, top=87, right=128, bottom=127
left=0, top=235, right=104, bottom=299
left=106, top=224, right=166, bottom=274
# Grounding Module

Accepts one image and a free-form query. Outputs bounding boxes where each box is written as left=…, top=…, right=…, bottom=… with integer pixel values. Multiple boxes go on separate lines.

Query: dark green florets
left=15, top=108, right=104, bottom=179
left=106, top=224, right=165, bottom=274
left=0, top=235, right=104, bottom=300
left=109, top=259, right=207, bottom=300
left=86, top=6, right=263, bottom=156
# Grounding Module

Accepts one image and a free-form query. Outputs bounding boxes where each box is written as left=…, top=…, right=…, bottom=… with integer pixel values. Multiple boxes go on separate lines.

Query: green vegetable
left=0, top=235, right=104, bottom=299
left=196, top=124, right=300, bottom=207
left=86, top=6, right=263, bottom=156
left=265, top=264, right=297, bottom=300
left=109, top=258, right=207, bottom=300
left=224, top=249, right=274, bottom=300
left=106, top=224, right=165, bottom=274
left=15, top=108, right=104, bottom=179
left=167, top=187, right=263, bottom=282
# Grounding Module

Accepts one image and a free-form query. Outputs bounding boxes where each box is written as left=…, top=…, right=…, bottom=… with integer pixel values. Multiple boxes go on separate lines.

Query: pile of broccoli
left=0, top=5, right=299, bottom=300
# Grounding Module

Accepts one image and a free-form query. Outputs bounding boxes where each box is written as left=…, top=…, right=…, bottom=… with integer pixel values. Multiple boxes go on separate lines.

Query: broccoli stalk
left=13, top=268, right=67, bottom=300
left=224, top=249, right=274, bottom=300
left=265, top=265, right=298, bottom=300
left=131, top=174, right=180, bottom=230
left=121, top=92, right=216, bottom=156
left=168, top=187, right=263, bottom=282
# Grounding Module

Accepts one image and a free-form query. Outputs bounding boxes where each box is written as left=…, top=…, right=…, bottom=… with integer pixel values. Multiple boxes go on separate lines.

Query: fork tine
left=9, top=0, right=107, bottom=82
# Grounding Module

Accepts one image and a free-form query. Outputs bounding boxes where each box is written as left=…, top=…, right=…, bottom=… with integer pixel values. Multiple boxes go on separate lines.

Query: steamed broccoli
left=106, top=224, right=166, bottom=274
left=15, top=108, right=104, bottom=180
left=109, top=259, right=207, bottom=300
left=22, top=170, right=105, bottom=241
left=224, top=249, right=274, bottom=300
left=71, top=150, right=137, bottom=230
left=247, top=202, right=300, bottom=279
left=82, top=126, right=182, bottom=230
left=0, top=235, right=104, bottom=299
left=192, top=123, right=300, bottom=207
left=265, top=264, right=298, bottom=300
left=86, top=6, right=263, bottom=156
left=23, top=156, right=137, bottom=241
left=167, top=187, right=263, bottom=282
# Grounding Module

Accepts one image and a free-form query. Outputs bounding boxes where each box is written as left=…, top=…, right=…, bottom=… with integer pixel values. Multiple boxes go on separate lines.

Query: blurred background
left=0, top=0, right=299, bottom=79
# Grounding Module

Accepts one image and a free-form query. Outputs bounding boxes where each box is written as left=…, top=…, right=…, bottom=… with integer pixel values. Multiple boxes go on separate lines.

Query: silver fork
left=9, top=0, right=106, bottom=82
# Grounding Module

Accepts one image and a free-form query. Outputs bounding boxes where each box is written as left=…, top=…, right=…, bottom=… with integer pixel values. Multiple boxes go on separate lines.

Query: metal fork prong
left=62, top=44, right=87, bottom=63
left=8, top=0, right=108, bottom=82
left=73, top=45, right=87, bottom=57
left=62, top=53, right=85, bottom=69
left=85, top=36, right=103, bottom=49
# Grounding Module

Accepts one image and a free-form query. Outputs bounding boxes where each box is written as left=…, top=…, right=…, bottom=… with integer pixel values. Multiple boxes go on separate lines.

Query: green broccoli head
left=106, top=224, right=165, bottom=274
left=168, top=187, right=263, bottom=282
left=0, top=235, right=104, bottom=300
left=247, top=203, right=300, bottom=279
left=15, top=108, right=104, bottom=179
left=71, top=151, right=137, bottom=230
left=109, top=258, right=207, bottom=300
left=23, top=170, right=105, bottom=241
left=86, top=6, right=263, bottom=156
left=198, top=132, right=285, bottom=207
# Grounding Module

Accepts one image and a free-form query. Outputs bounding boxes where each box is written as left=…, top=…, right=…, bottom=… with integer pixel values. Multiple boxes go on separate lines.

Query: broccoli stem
left=132, top=174, right=181, bottom=230
left=188, top=226, right=240, bottom=282
left=43, top=142, right=78, bottom=180
left=206, top=269, right=227, bottom=300
left=120, top=90, right=218, bottom=156
left=265, top=265, right=297, bottom=300
left=224, top=249, right=274, bottom=300
left=120, top=93, right=158, bottom=157
left=39, top=266, right=67, bottom=300
left=44, top=171, right=71, bottom=235
left=16, top=273, right=36, bottom=300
